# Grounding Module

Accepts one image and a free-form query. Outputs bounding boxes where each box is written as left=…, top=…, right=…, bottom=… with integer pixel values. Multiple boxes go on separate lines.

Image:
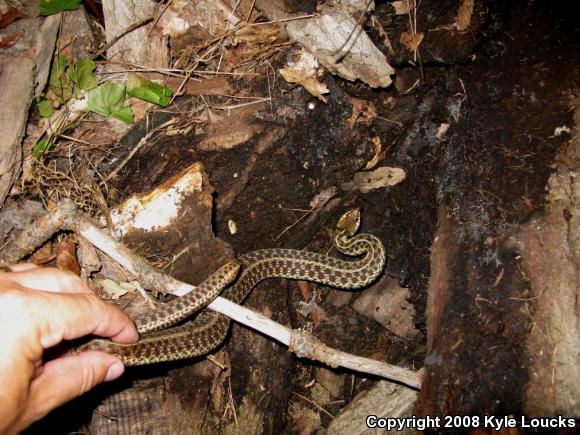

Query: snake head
left=335, top=209, right=361, bottom=237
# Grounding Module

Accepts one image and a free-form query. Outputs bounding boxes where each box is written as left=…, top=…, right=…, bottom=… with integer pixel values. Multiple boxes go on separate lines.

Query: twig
left=275, top=209, right=313, bottom=241
left=376, top=115, right=404, bottom=128
left=331, top=0, right=374, bottom=62
left=92, top=17, right=154, bottom=59
left=292, top=392, right=335, bottom=419
left=245, top=0, right=256, bottom=23
left=216, top=98, right=271, bottom=111
left=217, top=0, right=241, bottom=26
left=247, top=14, right=315, bottom=26
left=101, top=118, right=176, bottom=183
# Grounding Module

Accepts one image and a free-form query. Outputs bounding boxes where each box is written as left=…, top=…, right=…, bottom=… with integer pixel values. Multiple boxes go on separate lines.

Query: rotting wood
left=327, top=379, right=420, bottom=434
left=216, top=126, right=287, bottom=216
left=0, top=55, right=34, bottom=204
left=101, top=0, right=168, bottom=70
left=519, top=96, right=580, bottom=416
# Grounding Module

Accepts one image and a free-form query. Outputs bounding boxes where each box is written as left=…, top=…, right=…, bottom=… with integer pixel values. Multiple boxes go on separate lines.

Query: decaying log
left=327, top=380, right=419, bottom=434
left=518, top=97, right=580, bottom=416
left=0, top=55, right=33, bottom=203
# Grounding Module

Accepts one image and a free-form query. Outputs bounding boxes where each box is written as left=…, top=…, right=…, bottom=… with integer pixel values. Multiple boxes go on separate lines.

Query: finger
left=21, top=352, right=124, bottom=428
left=6, top=267, right=93, bottom=294
left=30, top=291, right=138, bottom=348
left=5, top=263, right=40, bottom=272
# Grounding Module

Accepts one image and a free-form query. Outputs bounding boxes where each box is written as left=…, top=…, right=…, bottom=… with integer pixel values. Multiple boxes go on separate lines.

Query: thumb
left=21, top=352, right=124, bottom=427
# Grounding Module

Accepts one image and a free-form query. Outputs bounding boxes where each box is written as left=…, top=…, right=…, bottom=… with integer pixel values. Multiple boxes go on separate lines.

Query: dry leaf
left=56, top=236, right=80, bottom=275
left=310, top=305, right=331, bottom=325
left=347, top=97, right=378, bottom=128
left=371, top=15, right=395, bottom=56
left=0, top=34, right=21, bottom=49
left=391, top=1, right=416, bottom=15
left=165, top=76, right=232, bottom=96
left=554, top=126, right=571, bottom=136
left=456, top=0, right=474, bottom=31
left=0, top=7, right=23, bottom=29
left=436, top=123, right=450, bottom=139
left=316, top=367, right=344, bottom=398
left=100, top=279, right=138, bottom=300
left=400, top=29, right=424, bottom=52
left=231, top=23, right=287, bottom=46
left=77, top=236, right=101, bottom=277
left=334, top=0, right=375, bottom=15
left=30, top=241, right=54, bottom=265
left=325, top=289, right=353, bottom=307
left=228, top=219, right=237, bottom=235
left=310, top=383, right=331, bottom=406
left=309, top=186, right=337, bottom=209
left=199, top=106, right=265, bottom=151
left=288, top=401, right=321, bottom=435
left=353, top=275, right=420, bottom=339
left=279, top=50, right=329, bottom=102
left=365, top=136, right=383, bottom=169
left=286, top=7, right=394, bottom=88
left=341, top=166, right=406, bottom=193
left=297, top=281, right=313, bottom=301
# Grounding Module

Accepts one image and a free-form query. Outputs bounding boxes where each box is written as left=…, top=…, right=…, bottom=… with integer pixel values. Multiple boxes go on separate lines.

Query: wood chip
left=341, top=166, right=406, bottom=193
left=456, top=0, right=474, bottom=31
left=391, top=1, right=416, bottom=15
left=280, top=50, right=329, bottom=102
left=347, top=97, right=378, bottom=128
left=400, top=29, right=424, bottom=52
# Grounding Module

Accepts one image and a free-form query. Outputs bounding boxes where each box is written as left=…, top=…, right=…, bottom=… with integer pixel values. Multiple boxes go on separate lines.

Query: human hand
left=0, top=264, right=138, bottom=434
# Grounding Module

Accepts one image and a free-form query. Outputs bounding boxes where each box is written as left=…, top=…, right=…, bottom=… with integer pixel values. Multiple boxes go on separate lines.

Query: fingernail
left=104, top=362, right=124, bottom=381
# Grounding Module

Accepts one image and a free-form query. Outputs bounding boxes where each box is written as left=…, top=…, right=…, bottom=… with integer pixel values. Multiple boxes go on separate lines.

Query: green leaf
left=66, top=58, right=98, bottom=91
left=87, top=81, right=126, bottom=116
left=126, top=74, right=174, bottom=107
left=48, top=56, right=67, bottom=87
left=48, top=55, right=73, bottom=104
left=37, top=100, right=54, bottom=118
left=39, top=0, right=82, bottom=16
left=111, top=105, right=134, bottom=124
left=33, top=137, right=55, bottom=159
left=87, top=81, right=133, bottom=123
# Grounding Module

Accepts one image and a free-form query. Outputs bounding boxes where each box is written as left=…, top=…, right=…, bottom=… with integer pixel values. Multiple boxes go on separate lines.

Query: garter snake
left=76, top=209, right=386, bottom=365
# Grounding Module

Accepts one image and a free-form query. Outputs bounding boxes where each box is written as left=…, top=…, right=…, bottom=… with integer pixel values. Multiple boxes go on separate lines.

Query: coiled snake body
left=78, top=210, right=386, bottom=365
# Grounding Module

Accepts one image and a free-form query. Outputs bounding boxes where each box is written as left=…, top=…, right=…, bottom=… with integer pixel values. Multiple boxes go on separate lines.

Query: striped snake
left=77, top=210, right=386, bottom=365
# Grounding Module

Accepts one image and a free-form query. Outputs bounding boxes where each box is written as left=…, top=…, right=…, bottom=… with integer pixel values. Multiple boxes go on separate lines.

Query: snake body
left=78, top=210, right=386, bottom=365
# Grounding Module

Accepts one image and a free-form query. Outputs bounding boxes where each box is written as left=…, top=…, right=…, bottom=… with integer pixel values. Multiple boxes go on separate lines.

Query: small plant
left=35, top=55, right=174, bottom=159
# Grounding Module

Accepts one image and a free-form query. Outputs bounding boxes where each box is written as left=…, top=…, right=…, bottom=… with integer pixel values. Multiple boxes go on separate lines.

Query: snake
left=76, top=209, right=386, bottom=365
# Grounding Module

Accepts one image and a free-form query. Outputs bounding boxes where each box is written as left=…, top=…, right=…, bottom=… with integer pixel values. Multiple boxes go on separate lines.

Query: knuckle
left=0, top=287, right=36, bottom=338
left=60, top=269, right=88, bottom=288
left=0, top=287, right=29, bottom=314
left=79, top=361, right=98, bottom=394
